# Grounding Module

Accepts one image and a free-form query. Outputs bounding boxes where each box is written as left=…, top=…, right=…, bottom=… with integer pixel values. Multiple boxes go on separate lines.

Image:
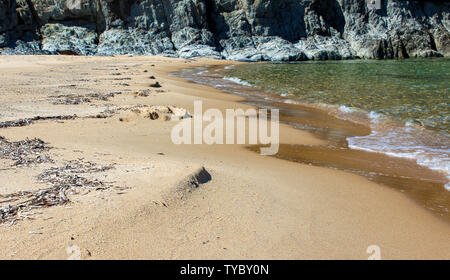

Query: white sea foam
left=283, top=99, right=296, bottom=104
left=368, top=111, right=383, bottom=123
left=195, top=70, right=209, bottom=75
left=223, top=76, right=253, bottom=87
left=338, top=105, right=357, bottom=113
left=347, top=122, right=450, bottom=190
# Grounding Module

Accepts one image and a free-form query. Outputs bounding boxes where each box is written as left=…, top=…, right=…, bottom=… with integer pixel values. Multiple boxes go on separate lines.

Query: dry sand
left=0, top=55, right=448, bottom=260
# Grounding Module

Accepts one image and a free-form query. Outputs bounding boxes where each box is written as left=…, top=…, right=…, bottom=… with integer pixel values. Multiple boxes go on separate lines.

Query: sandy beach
left=0, top=55, right=449, bottom=260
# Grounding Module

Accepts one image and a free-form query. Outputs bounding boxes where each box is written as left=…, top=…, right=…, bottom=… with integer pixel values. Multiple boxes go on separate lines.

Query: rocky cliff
left=0, top=0, right=449, bottom=60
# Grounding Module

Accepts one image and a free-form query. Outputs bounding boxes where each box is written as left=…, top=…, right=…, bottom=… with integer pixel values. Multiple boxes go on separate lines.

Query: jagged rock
left=342, top=0, right=449, bottom=59
left=0, top=39, right=49, bottom=55
left=178, top=44, right=223, bottom=59
left=220, top=36, right=261, bottom=61
left=0, top=0, right=448, bottom=60
left=295, top=35, right=356, bottom=60
left=40, top=23, right=98, bottom=55
left=32, top=0, right=99, bottom=23
left=97, top=29, right=175, bottom=56
left=254, top=37, right=307, bottom=62
left=171, top=27, right=214, bottom=50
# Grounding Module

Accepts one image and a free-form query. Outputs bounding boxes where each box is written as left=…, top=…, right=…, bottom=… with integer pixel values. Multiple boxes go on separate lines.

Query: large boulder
left=96, top=28, right=175, bottom=56
left=177, top=44, right=222, bottom=59
left=40, top=23, right=98, bottom=55
left=295, top=35, right=356, bottom=60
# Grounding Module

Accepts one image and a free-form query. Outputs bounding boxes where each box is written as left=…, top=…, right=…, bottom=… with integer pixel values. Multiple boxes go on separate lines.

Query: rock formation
left=0, top=0, right=448, bottom=60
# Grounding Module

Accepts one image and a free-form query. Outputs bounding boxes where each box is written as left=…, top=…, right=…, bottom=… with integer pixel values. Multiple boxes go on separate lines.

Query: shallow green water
left=225, top=59, right=450, bottom=133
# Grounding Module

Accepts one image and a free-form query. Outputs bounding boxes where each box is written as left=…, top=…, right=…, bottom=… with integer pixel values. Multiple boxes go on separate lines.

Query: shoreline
left=174, top=63, right=450, bottom=222
left=0, top=55, right=449, bottom=259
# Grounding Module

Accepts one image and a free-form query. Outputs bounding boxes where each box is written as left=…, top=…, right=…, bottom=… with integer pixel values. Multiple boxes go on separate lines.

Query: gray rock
left=254, top=37, right=307, bottom=62
left=40, top=23, right=98, bottom=55
left=32, top=0, right=99, bottom=23
left=341, top=0, right=449, bottom=59
left=172, top=27, right=214, bottom=50
left=0, top=0, right=448, bottom=60
left=295, top=35, right=356, bottom=60
left=96, top=28, right=175, bottom=56
left=0, top=40, right=50, bottom=55
left=178, top=45, right=222, bottom=59
left=220, top=36, right=261, bottom=61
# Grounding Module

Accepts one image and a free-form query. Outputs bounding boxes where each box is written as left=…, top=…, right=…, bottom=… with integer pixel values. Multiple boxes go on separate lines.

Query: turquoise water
left=223, top=59, right=450, bottom=189
left=225, top=59, right=450, bottom=133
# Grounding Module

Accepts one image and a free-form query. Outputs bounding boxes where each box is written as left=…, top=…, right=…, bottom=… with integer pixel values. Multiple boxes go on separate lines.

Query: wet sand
left=258, top=101, right=450, bottom=221
left=0, top=55, right=449, bottom=259
left=176, top=65, right=450, bottom=221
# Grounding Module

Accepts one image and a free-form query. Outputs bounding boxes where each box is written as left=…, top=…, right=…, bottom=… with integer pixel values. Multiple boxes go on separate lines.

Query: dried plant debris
left=0, top=136, right=53, bottom=167
left=111, top=77, right=131, bottom=81
left=87, top=91, right=121, bottom=100
left=50, top=94, right=91, bottom=105
left=40, top=160, right=114, bottom=176
left=84, top=105, right=144, bottom=120
left=0, top=115, right=76, bottom=128
left=0, top=159, right=115, bottom=224
left=49, top=92, right=121, bottom=105
left=36, top=161, right=114, bottom=191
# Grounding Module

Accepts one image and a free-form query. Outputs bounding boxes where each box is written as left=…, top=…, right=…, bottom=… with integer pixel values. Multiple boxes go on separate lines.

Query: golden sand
left=0, top=55, right=448, bottom=259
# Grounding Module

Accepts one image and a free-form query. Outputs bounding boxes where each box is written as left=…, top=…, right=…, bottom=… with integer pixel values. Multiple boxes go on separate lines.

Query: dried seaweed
left=51, top=94, right=91, bottom=105
left=0, top=159, right=115, bottom=224
left=49, top=91, right=121, bottom=105
left=0, top=115, right=76, bottom=128
left=0, top=137, right=53, bottom=167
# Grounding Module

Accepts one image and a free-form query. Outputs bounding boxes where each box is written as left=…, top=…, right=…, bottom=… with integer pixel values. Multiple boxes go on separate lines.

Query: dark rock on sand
left=150, top=81, right=162, bottom=88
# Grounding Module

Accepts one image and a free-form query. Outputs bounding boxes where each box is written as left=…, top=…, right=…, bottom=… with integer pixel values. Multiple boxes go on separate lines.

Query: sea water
left=224, top=59, right=450, bottom=189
